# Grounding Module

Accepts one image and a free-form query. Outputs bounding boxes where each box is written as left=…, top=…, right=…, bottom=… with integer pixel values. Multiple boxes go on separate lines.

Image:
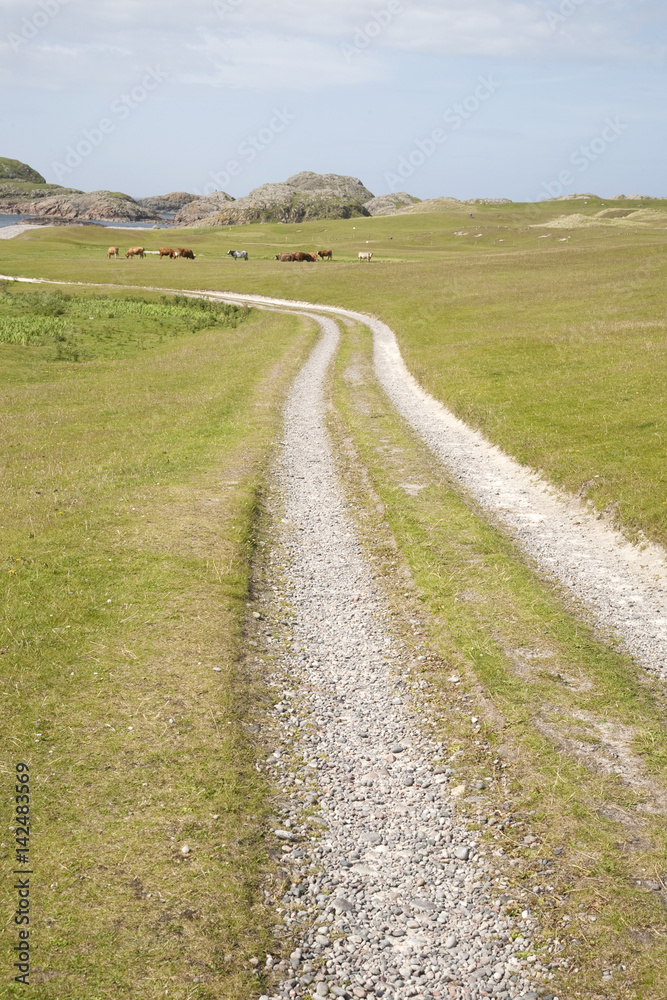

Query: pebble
left=258, top=317, right=542, bottom=1000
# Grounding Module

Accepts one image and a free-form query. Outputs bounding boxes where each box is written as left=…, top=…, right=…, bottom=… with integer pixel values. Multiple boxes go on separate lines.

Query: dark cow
left=292, top=252, right=317, bottom=262
left=227, top=249, right=248, bottom=260
left=159, top=247, right=175, bottom=258
left=176, top=248, right=195, bottom=259
left=275, top=252, right=295, bottom=261
left=125, top=246, right=145, bottom=259
left=318, top=249, right=333, bottom=260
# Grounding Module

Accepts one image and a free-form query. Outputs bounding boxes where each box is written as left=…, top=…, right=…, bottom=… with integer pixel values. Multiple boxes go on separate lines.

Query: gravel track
left=4, top=267, right=664, bottom=673
left=197, top=289, right=667, bottom=682
left=4, top=267, right=666, bottom=673
left=259, top=315, right=546, bottom=1000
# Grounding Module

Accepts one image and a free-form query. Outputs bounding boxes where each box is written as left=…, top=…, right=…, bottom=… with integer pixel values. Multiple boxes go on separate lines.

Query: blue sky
left=0, top=0, right=664, bottom=201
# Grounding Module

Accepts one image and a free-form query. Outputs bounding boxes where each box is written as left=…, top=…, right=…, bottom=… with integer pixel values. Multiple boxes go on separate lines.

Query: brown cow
left=125, top=247, right=145, bottom=259
left=176, top=247, right=195, bottom=259
left=159, top=247, right=175, bottom=258
left=275, top=252, right=295, bottom=261
left=318, top=249, right=333, bottom=260
left=293, top=252, right=317, bottom=262
left=107, top=246, right=119, bottom=259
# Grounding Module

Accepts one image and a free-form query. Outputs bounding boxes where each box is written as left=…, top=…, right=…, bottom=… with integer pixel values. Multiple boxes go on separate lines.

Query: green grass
left=330, top=320, right=667, bottom=1000
left=0, top=289, right=317, bottom=999
left=1, top=199, right=665, bottom=546
left=1, top=204, right=666, bottom=996
left=0, top=283, right=246, bottom=358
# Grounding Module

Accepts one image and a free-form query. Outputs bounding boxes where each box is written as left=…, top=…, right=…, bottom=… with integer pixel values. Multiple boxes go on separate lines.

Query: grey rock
left=454, top=846, right=470, bottom=861
left=331, top=897, right=355, bottom=913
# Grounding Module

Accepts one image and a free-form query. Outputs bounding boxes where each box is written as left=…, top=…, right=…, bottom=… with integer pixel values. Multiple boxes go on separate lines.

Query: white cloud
left=183, top=31, right=384, bottom=90
left=0, top=0, right=662, bottom=92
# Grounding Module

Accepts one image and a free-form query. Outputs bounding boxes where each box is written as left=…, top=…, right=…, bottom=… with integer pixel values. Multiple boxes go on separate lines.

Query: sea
left=0, top=213, right=175, bottom=229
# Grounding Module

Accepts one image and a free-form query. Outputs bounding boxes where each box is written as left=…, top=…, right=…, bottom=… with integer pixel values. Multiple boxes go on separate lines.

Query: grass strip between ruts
left=330, top=320, right=667, bottom=1000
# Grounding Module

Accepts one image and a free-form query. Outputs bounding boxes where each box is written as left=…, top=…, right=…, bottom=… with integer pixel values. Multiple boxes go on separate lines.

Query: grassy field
left=1, top=200, right=666, bottom=998
left=1, top=195, right=665, bottom=548
left=0, top=283, right=316, bottom=999
left=331, top=320, right=667, bottom=1000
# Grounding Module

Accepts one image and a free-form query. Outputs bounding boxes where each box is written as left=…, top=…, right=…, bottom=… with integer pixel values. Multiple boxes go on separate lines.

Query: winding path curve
left=3, top=273, right=666, bottom=679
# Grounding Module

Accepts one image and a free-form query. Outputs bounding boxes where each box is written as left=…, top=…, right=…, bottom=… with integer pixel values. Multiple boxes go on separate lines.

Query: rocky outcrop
left=172, top=190, right=236, bottom=225
left=394, top=197, right=467, bottom=215
left=543, top=193, right=599, bottom=201
left=12, top=190, right=154, bottom=221
left=0, top=157, right=46, bottom=184
left=364, top=192, right=420, bottom=216
left=175, top=172, right=375, bottom=227
left=137, top=191, right=199, bottom=213
left=610, top=194, right=661, bottom=201
left=465, top=198, right=513, bottom=205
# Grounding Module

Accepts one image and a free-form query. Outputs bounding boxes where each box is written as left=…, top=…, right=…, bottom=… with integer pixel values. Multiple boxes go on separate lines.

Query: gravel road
left=191, top=289, right=666, bottom=682
left=258, top=316, right=547, bottom=1000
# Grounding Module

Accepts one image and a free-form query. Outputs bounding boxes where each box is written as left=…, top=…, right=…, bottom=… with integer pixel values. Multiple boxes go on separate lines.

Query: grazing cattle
left=159, top=247, right=175, bottom=258
left=318, top=249, right=333, bottom=260
left=107, top=246, right=119, bottom=259
left=125, top=246, right=145, bottom=259
left=292, top=251, right=317, bottom=262
left=358, top=251, right=373, bottom=262
left=275, top=252, right=295, bottom=261
left=227, top=249, right=248, bottom=260
left=176, top=248, right=195, bottom=259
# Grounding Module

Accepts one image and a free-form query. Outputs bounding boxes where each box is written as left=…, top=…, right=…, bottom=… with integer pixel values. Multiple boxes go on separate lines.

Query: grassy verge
left=329, top=320, right=667, bottom=1000
left=1, top=204, right=665, bottom=548
left=0, top=287, right=317, bottom=999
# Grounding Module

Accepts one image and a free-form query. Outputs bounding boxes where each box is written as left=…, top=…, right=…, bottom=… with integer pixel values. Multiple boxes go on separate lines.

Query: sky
left=0, top=0, right=665, bottom=202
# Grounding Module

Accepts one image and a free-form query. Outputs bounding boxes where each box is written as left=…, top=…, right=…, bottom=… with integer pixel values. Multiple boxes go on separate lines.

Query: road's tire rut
left=258, top=317, right=542, bottom=1000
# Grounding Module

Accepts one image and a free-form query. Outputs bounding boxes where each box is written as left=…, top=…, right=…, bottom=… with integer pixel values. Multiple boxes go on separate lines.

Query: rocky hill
left=137, top=192, right=198, bottom=214
left=1, top=159, right=426, bottom=225
left=10, top=190, right=154, bottom=221
left=176, top=171, right=377, bottom=227
left=0, top=158, right=154, bottom=220
left=0, top=157, right=47, bottom=184
left=172, top=190, right=236, bottom=225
